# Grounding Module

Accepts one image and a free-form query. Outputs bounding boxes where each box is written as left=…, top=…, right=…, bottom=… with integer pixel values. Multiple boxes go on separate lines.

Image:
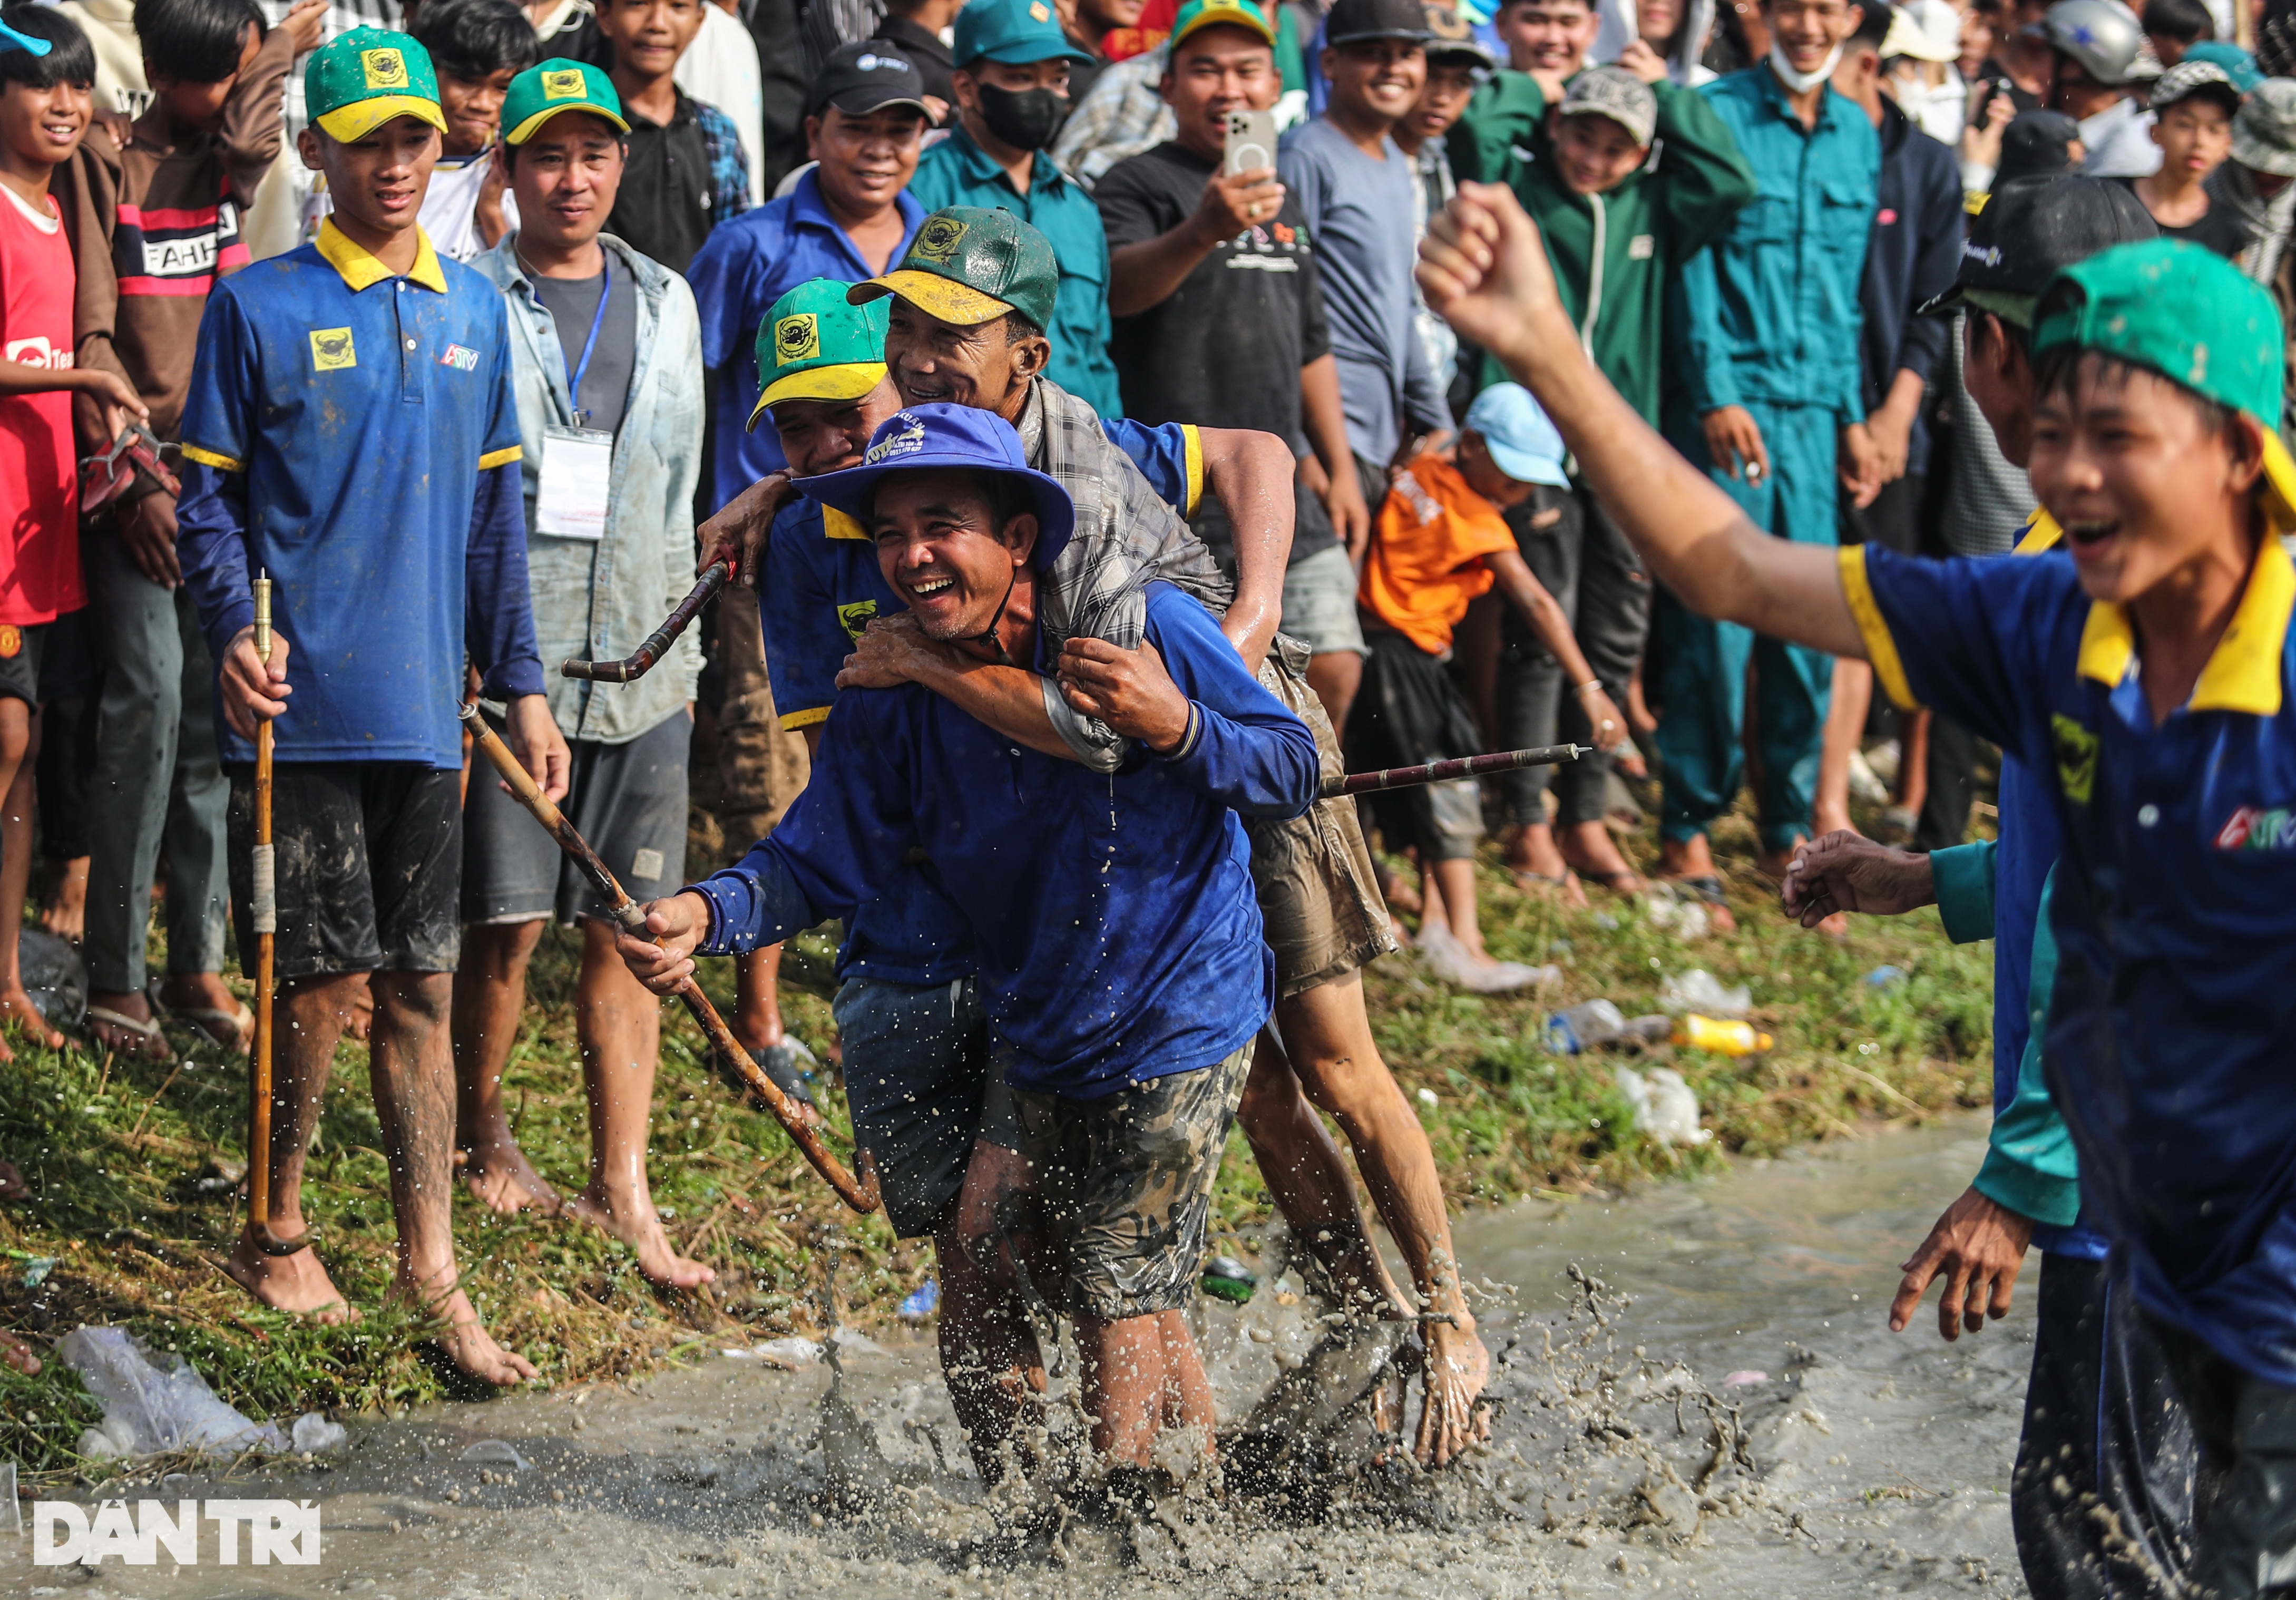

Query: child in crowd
left=2120, top=57, right=2244, bottom=256
left=58, top=0, right=321, bottom=1062
left=409, top=0, right=540, bottom=259
left=1348, top=384, right=1625, bottom=989
left=597, top=0, right=750, bottom=271
left=0, top=6, right=144, bottom=1057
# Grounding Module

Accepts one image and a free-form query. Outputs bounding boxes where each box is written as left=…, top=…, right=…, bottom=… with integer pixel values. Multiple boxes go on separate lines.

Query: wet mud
left=3, top=1118, right=2034, bottom=1598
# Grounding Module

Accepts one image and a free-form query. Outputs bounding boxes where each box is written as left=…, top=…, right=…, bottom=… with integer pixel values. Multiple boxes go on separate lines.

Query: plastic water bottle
left=1673, top=1014, right=1774, bottom=1056
left=1200, top=1255, right=1258, bottom=1304
left=1546, top=998, right=1627, bottom=1053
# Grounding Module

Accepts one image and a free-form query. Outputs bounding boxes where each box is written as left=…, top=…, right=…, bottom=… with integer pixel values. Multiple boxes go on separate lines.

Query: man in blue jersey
left=621, top=403, right=1320, bottom=1476
left=175, top=28, right=567, bottom=1387
left=1422, top=175, right=2296, bottom=1598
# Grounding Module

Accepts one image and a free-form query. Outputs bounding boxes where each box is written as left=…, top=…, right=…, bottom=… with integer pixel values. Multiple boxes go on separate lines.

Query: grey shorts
left=1279, top=542, right=1367, bottom=658
left=1013, top=1043, right=1252, bottom=1322
left=1249, top=639, right=1398, bottom=997
left=462, top=705, right=689, bottom=925
left=835, top=975, right=1014, bottom=1240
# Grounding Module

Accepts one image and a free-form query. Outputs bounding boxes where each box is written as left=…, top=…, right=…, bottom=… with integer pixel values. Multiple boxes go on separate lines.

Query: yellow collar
left=316, top=218, right=448, bottom=294
left=2016, top=509, right=2060, bottom=555
left=2076, top=535, right=2294, bottom=715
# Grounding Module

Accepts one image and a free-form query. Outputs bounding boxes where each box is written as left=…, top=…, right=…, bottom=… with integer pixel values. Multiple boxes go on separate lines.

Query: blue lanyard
left=568, top=256, right=611, bottom=430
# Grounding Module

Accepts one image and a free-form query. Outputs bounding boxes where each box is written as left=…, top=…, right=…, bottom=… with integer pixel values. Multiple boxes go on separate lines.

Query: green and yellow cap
left=502, top=58, right=630, bottom=146
left=2034, top=238, right=2296, bottom=529
left=306, top=27, right=447, bottom=142
left=848, top=207, right=1059, bottom=332
left=751, top=279, right=892, bottom=430
left=1170, top=0, right=1277, bottom=49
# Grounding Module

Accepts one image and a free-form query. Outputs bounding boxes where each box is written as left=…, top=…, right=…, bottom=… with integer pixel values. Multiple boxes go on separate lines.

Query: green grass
left=0, top=789, right=1991, bottom=1482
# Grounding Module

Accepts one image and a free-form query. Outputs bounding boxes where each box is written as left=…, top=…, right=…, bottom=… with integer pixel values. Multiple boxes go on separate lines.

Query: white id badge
left=535, top=424, right=613, bottom=540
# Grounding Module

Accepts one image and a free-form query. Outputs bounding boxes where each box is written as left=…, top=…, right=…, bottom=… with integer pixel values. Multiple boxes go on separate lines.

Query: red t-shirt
left=0, top=181, right=86, bottom=627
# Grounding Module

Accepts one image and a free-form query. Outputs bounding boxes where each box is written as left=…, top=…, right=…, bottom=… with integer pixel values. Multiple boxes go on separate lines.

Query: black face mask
left=975, top=82, right=1071, bottom=150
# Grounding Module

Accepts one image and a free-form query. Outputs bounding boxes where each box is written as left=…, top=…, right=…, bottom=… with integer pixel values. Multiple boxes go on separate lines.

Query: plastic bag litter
left=59, top=1326, right=287, bottom=1458
left=1546, top=999, right=1627, bottom=1053
left=1616, top=1066, right=1712, bottom=1146
left=828, top=1328, right=886, bottom=1358
left=20, top=927, right=86, bottom=1029
left=292, top=1412, right=347, bottom=1453
left=1658, top=969, right=1751, bottom=1019
left=754, top=1336, right=823, bottom=1369
left=460, top=1439, right=530, bottom=1469
left=1415, top=921, right=1559, bottom=993
left=897, top=1277, right=940, bottom=1322
left=1643, top=894, right=1710, bottom=940
left=1865, top=964, right=1908, bottom=989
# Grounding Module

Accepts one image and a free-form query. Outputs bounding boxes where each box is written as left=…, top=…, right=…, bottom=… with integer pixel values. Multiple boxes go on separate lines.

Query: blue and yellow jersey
left=1843, top=538, right=2296, bottom=1380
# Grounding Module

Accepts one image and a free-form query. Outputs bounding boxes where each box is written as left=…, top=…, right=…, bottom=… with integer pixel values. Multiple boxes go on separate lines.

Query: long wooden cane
left=247, top=574, right=307, bottom=1256
left=560, top=560, right=732, bottom=682
left=1323, top=743, right=1589, bottom=799
left=457, top=704, right=881, bottom=1215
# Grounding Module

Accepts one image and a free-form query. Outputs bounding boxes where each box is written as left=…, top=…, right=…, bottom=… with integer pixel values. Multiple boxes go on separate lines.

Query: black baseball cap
left=1918, top=174, right=2157, bottom=325
left=1328, top=0, right=1437, bottom=46
left=806, top=42, right=932, bottom=120
left=1996, top=110, right=2082, bottom=187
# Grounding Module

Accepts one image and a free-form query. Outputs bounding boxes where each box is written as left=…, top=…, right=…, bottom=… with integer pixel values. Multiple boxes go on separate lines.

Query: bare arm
left=1301, top=352, right=1369, bottom=560
left=1416, top=183, right=1867, bottom=659
left=835, top=614, right=1074, bottom=757
left=1196, top=425, right=1296, bottom=672
left=1484, top=548, right=1626, bottom=748
left=1107, top=166, right=1283, bottom=317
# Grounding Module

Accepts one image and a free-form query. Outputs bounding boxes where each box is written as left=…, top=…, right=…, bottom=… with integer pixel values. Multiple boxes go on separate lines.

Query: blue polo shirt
left=695, top=582, right=1316, bottom=1098
left=756, top=408, right=1203, bottom=988
left=686, top=172, right=925, bottom=502
left=1846, top=536, right=2296, bottom=1380
left=907, top=126, right=1124, bottom=419
left=1675, top=67, right=1880, bottom=421
left=175, top=221, right=540, bottom=769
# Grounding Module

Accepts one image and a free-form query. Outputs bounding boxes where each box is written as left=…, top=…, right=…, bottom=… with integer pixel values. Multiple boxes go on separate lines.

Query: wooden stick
left=247, top=574, right=307, bottom=1257
left=457, top=704, right=881, bottom=1215
left=560, top=561, right=732, bottom=682
left=1322, top=743, right=1588, bottom=799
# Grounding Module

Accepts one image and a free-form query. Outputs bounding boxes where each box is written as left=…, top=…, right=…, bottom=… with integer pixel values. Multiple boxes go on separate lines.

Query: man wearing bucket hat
left=174, top=26, right=565, bottom=1387
left=1426, top=173, right=2296, bottom=1594
left=620, top=402, right=1319, bottom=1481
left=451, top=59, right=718, bottom=1292
left=2206, top=77, right=2296, bottom=284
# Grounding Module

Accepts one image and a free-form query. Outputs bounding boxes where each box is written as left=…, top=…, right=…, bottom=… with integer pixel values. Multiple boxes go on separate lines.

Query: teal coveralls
left=1658, top=67, right=1879, bottom=851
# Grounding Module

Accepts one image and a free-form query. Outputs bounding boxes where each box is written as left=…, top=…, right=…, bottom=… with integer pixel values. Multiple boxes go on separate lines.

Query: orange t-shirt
left=1357, top=455, right=1520, bottom=655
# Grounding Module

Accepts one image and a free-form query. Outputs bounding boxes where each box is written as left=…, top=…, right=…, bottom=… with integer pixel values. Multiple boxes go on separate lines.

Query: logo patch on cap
left=913, top=216, right=968, bottom=262
left=854, top=51, right=911, bottom=70
left=310, top=327, right=357, bottom=371
left=774, top=314, right=820, bottom=365
left=1030, top=3, right=1051, bottom=18
left=865, top=415, right=926, bottom=463
left=362, top=47, right=408, bottom=90
left=542, top=67, right=587, bottom=99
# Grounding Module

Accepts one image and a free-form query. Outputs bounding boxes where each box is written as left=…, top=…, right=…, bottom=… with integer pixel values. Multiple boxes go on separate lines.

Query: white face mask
left=1767, top=38, right=1845, bottom=91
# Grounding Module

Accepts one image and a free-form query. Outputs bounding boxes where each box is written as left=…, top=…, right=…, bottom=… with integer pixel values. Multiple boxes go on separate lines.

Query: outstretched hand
left=614, top=892, right=712, bottom=994
left=1416, top=183, right=1577, bottom=379
left=1781, top=830, right=1937, bottom=926
left=1890, top=1185, right=2035, bottom=1340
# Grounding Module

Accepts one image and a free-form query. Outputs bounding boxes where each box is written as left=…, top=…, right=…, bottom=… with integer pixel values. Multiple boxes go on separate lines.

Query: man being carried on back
left=622, top=403, right=1319, bottom=1481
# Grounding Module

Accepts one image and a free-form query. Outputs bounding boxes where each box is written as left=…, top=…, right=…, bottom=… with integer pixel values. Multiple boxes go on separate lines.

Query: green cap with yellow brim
left=306, top=27, right=448, bottom=142
left=2034, top=238, right=2296, bottom=530
left=750, top=279, right=892, bottom=431
left=847, top=207, right=1059, bottom=333
left=1170, top=0, right=1277, bottom=49
left=502, top=58, right=630, bottom=147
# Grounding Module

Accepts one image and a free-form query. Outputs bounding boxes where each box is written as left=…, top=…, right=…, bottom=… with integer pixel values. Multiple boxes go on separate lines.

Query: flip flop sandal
left=175, top=1002, right=255, bottom=1053
left=86, top=1005, right=174, bottom=1062
left=1661, top=874, right=1731, bottom=908
left=1510, top=869, right=1574, bottom=892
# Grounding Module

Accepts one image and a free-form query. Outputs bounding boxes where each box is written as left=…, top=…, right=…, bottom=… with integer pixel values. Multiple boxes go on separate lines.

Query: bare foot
left=224, top=1232, right=358, bottom=1324
left=2, top=1329, right=39, bottom=1374
left=1416, top=1315, right=1492, bottom=1468
left=89, top=989, right=174, bottom=1060
left=1558, top=821, right=1644, bottom=895
left=0, top=984, right=64, bottom=1052
left=565, top=1186, right=717, bottom=1290
left=37, top=855, right=86, bottom=944
left=458, top=1138, right=561, bottom=1217
left=1657, top=835, right=1738, bottom=934
left=405, top=1284, right=536, bottom=1386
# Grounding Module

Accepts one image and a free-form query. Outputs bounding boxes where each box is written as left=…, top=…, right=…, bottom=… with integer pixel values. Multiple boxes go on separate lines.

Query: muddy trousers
left=2146, top=1310, right=2296, bottom=1599
left=1654, top=400, right=1837, bottom=853
left=2012, top=1255, right=2196, bottom=1600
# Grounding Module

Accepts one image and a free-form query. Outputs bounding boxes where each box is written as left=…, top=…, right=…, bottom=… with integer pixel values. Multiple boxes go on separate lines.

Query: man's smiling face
left=869, top=469, right=1039, bottom=640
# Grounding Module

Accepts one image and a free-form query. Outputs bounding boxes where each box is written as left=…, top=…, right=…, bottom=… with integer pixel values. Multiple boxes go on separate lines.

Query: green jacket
left=1446, top=71, right=1755, bottom=423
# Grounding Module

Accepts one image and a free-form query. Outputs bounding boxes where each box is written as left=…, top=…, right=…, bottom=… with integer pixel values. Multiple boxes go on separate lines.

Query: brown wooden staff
left=559, top=560, right=732, bottom=682
left=456, top=703, right=880, bottom=1215
left=1323, top=743, right=1588, bottom=799
left=248, top=573, right=307, bottom=1256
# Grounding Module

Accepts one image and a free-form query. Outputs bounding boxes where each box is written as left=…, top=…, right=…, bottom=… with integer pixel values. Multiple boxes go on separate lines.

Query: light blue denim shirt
left=474, top=232, right=704, bottom=744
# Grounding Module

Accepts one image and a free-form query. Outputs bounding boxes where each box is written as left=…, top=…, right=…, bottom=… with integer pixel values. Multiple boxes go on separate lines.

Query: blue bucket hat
left=1463, top=383, right=1569, bottom=488
left=795, top=404, right=1079, bottom=568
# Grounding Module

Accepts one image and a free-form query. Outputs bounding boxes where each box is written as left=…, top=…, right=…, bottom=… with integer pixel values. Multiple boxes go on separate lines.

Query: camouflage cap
left=1558, top=64, right=1657, bottom=147
left=847, top=207, right=1059, bottom=331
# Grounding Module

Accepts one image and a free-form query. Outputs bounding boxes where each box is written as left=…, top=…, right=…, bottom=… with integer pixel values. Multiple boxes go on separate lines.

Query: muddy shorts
left=0, top=621, right=48, bottom=708
left=835, top=975, right=1012, bottom=1240
left=1013, top=1042, right=1252, bottom=1322
left=226, top=762, right=462, bottom=977
left=1248, top=637, right=1398, bottom=998
left=462, top=705, right=689, bottom=926
left=2147, top=1309, right=2296, bottom=1600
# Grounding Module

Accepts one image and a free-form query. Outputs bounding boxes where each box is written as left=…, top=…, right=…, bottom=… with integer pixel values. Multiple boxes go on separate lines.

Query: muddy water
left=3, top=1118, right=2035, bottom=1599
